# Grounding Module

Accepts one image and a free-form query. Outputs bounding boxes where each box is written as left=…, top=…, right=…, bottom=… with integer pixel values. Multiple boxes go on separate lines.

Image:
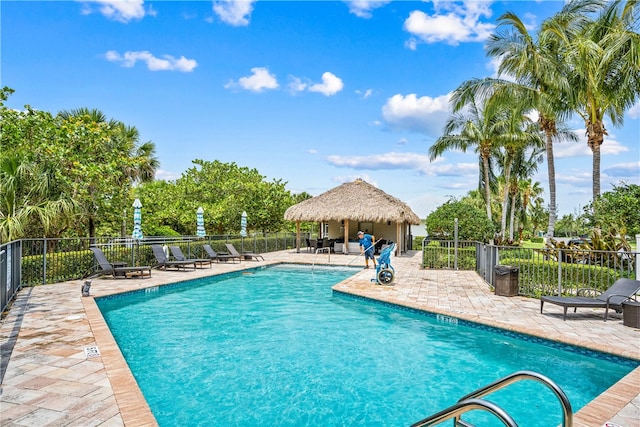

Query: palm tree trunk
left=592, top=139, right=601, bottom=201
left=482, top=154, right=492, bottom=221
left=500, top=158, right=512, bottom=239
left=544, top=130, right=556, bottom=238
left=509, top=192, right=517, bottom=241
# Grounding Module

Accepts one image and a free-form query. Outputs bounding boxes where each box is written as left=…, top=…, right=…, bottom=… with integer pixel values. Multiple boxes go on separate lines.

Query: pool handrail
left=410, top=370, right=572, bottom=427
left=455, top=370, right=572, bottom=427
left=409, top=397, right=517, bottom=427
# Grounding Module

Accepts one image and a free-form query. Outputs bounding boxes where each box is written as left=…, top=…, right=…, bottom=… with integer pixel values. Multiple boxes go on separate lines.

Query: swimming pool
left=96, top=264, right=638, bottom=426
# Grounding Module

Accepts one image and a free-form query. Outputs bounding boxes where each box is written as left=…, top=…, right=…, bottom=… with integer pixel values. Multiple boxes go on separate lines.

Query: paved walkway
left=1, top=250, right=638, bottom=426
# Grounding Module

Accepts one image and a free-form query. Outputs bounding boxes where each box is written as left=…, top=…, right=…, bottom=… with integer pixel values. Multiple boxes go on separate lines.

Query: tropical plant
left=557, top=0, right=640, bottom=201
left=585, top=182, right=640, bottom=236
left=429, top=90, right=504, bottom=222
left=425, top=198, right=496, bottom=242
left=480, top=0, right=599, bottom=237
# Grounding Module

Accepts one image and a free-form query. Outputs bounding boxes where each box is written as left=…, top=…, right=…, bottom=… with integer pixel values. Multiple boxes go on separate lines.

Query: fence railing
left=422, top=238, right=639, bottom=297
left=1, top=233, right=302, bottom=315
left=0, top=241, right=22, bottom=317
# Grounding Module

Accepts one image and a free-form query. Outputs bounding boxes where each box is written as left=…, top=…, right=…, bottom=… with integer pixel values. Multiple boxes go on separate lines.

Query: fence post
left=557, top=249, right=563, bottom=295
left=42, top=237, right=47, bottom=285
left=636, top=234, right=640, bottom=280
left=454, top=218, right=459, bottom=271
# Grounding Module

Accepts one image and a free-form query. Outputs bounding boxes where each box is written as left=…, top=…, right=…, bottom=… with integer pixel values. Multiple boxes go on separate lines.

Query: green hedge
left=500, top=256, right=633, bottom=297
left=423, top=246, right=476, bottom=270
left=22, top=233, right=296, bottom=286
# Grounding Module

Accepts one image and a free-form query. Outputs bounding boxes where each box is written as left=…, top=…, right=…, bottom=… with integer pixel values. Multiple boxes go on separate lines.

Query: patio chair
left=169, top=245, right=212, bottom=269
left=151, top=244, right=197, bottom=271
left=540, top=278, right=640, bottom=321
left=203, top=244, right=240, bottom=263
left=225, top=243, right=264, bottom=261
left=89, top=247, right=151, bottom=279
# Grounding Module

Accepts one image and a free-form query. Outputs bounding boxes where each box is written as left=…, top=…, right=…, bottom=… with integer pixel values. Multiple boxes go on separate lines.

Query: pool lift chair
left=372, top=243, right=396, bottom=285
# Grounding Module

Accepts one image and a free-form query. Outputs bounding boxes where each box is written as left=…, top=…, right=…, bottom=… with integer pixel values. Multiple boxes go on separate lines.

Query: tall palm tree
left=429, top=91, right=502, bottom=222
left=481, top=0, right=601, bottom=237
left=555, top=0, right=640, bottom=201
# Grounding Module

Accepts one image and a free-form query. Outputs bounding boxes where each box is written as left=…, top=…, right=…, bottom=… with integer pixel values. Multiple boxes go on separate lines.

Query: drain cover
left=84, top=346, right=101, bottom=358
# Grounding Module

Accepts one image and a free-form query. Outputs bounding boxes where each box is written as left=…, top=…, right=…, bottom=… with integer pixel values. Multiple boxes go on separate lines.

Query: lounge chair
left=89, top=247, right=151, bottom=279
left=169, top=245, right=212, bottom=269
left=540, top=278, right=640, bottom=321
left=151, top=244, right=197, bottom=271
left=225, top=243, right=264, bottom=261
left=203, top=244, right=240, bottom=263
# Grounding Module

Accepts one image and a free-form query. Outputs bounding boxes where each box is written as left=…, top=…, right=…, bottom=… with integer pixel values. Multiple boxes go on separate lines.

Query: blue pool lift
left=372, top=243, right=396, bottom=285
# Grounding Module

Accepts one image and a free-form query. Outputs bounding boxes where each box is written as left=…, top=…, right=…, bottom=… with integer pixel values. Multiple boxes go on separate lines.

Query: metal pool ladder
left=410, top=370, right=573, bottom=427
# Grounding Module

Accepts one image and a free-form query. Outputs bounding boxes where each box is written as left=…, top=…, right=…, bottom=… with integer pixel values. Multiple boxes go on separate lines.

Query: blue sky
left=3, top=0, right=639, bottom=219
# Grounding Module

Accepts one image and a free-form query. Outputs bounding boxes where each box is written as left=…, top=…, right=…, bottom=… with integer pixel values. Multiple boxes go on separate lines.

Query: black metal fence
left=0, top=241, right=22, bottom=317
left=422, top=238, right=639, bottom=297
left=1, top=233, right=301, bottom=315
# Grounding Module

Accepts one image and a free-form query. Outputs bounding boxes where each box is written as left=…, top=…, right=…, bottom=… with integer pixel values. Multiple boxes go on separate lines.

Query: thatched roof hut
left=285, top=179, right=421, bottom=224
left=285, top=179, right=421, bottom=254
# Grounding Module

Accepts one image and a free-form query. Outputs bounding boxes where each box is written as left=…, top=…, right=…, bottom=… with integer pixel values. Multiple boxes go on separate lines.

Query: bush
left=530, top=237, right=544, bottom=243
left=426, top=199, right=495, bottom=242
left=423, top=245, right=476, bottom=270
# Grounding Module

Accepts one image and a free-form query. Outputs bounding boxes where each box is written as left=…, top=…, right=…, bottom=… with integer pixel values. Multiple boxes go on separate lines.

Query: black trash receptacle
left=622, top=301, right=640, bottom=328
left=494, top=265, right=519, bottom=296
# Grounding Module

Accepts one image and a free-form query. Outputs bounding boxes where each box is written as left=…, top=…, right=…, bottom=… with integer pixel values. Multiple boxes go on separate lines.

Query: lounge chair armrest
left=576, top=287, right=601, bottom=297
left=605, top=293, right=636, bottom=305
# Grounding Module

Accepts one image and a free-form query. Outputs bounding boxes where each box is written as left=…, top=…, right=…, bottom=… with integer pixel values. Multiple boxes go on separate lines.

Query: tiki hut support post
left=343, top=219, right=350, bottom=254
left=295, top=221, right=301, bottom=253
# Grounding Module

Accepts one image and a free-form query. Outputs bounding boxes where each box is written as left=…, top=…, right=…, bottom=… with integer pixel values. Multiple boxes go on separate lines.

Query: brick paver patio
left=1, top=250, right=638, bottom=426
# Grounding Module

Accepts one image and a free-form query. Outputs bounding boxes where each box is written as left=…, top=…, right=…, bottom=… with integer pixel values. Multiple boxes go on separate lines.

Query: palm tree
left=517, top=178, right=544, bottom=241
left=57, top=108, right=158, bottom=239
left=0, top=153, right=75, bottom=242
left=555, top=0, right=640, bottom=201
left=429, top=91, right=502, bottom=222
left=481, top=0, right=601, bottom=237
left=506, top=147, right=544, bottom=241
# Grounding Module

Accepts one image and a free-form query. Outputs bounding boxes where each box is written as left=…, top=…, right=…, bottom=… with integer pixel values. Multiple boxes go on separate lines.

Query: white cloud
left=554, top=130, right=629, bottom=158
left=603, top=162, right=640, bottom=182
left=326, top=151, right=476, bottom=177
left=404, top=1, right=495, bottom=46
left=287, top=76, right=307, bottom=94
left=381, top=93, right=451, bottom=134
left=213, top=0, right=255, bottom=26
left=629, top=102, right=640, bottom=119
left=327, top=152, right=430, bottom=171
left=105, top=50, right=197, bottom=72
left=80, top=0, right=148, bottom=23
left=333, top=174, right=378, bottom=188
left=344, top=0, right=390, bottom=18
left=226, top=67, right=279, bottom=92
left=155, top=169, right=181, bottom=181
left=308, top=72, right=344, bottom=96
left=355, top=88, right=373, bottom=99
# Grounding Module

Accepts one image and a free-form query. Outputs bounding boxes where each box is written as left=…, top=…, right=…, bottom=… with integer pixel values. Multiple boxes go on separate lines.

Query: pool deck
left=1, top=250, right=638, bottom=426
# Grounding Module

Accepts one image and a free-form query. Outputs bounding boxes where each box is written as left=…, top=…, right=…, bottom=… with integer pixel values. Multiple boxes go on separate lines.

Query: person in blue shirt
left=358, top=231, right=376, bottom=269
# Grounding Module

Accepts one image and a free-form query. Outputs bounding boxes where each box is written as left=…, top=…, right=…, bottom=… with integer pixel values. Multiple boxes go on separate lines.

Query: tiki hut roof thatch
left=284, top=179, right=421, bottom=224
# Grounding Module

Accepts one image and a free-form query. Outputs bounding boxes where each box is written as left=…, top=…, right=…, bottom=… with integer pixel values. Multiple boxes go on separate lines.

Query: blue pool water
left=97, top=264, right=638, bottom=426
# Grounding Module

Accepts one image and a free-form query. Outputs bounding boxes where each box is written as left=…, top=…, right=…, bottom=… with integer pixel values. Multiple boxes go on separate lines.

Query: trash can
left=494, top=265, right=519, bottom=296
left=622, top=300, right=640, bottom=328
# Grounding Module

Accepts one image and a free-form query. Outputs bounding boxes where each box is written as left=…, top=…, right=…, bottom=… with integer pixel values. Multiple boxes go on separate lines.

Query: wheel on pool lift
left=377, top=268, right=394, bottom=285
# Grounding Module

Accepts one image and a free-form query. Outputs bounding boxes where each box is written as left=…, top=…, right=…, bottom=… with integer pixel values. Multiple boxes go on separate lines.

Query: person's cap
left=357, top=231, right=364, bottom=235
